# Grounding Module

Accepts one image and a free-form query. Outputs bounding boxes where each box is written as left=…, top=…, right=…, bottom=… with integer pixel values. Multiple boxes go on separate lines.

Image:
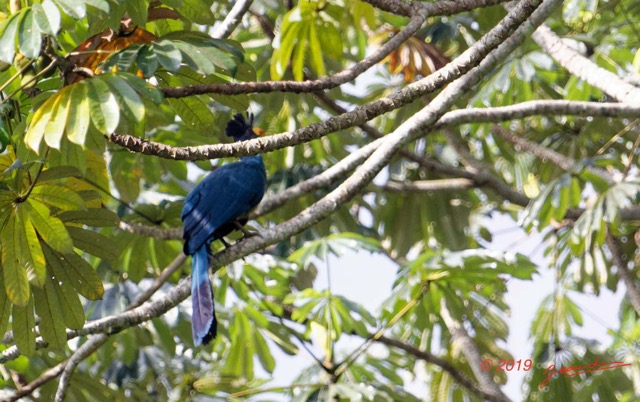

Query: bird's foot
left=234, top=221, right=262, bottom=240
left=219, top=238, right=232, bottom=249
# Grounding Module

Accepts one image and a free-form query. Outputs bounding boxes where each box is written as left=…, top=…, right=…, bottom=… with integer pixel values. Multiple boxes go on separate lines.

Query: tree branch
left=363, top=0, right=510, bottom=17
left=375, top=335, right=504, bottom=402
left=490, top=125, right=614, bottom=184
left=434, top=100, right=640, bottom=127
left=111, top=0, right=546, bottom=161
left=440, top=300, right=511, bottom=402
left=212, top=0, right=253, bottom=39
left=606, top=233, right=640, bottom=316
left=379, top=178, right=475, bottom=192
left=163, top=14, right=426, bottom=98
left=531, top=24, right=640, bottom=105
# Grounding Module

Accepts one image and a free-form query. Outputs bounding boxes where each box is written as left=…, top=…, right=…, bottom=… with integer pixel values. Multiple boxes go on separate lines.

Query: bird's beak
left=252, top=127, right=265, bottom=136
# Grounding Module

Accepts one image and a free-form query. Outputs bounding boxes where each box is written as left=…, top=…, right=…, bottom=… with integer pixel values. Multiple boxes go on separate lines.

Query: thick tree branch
left=363, top=0, right=510, bottom=17
left=531, top=24, right=640, bottom=105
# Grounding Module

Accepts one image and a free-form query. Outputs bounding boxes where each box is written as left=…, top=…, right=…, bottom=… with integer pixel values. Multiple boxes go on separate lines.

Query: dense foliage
left=0, top=0, right=639, bottom=401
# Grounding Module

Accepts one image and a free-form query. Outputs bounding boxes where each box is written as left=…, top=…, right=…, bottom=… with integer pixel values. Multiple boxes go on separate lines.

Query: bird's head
left=225, top=113, right=265, bottom=142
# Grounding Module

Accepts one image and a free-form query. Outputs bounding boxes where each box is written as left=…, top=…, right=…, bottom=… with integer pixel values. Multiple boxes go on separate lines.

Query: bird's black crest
left=225, top=113, right=254, bottom=139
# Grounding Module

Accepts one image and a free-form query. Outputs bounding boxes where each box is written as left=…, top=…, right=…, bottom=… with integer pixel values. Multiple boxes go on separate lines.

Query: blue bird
left=181, top=113, right=267, bottom=346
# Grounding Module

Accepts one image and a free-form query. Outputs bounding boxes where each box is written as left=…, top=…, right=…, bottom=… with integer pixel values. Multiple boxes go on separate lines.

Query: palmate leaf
left=25, top=73, right=162, bottom=151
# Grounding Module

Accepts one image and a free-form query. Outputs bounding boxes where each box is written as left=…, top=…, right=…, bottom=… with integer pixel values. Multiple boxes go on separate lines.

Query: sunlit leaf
left=86, top=77, right=120, bottom=134
left=1, top=212, right=30, bottom=305
left=25, top=199, right=74, bottom=254
left=18, top=9, right=42, bottom=60
left=33, top=1, right=61, bottom=36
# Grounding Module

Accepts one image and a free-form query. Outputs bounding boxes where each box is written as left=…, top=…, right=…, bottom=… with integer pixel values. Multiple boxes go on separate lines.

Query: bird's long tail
left=191, top=246, right=217, bottom=346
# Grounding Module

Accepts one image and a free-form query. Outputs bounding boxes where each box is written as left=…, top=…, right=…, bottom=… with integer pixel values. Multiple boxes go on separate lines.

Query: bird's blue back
left=182, top=155, right=266, bottom=255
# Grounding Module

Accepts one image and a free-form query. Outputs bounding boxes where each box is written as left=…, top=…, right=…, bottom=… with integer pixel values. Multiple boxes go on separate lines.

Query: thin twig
left=212, top=0, right=254, bottom=39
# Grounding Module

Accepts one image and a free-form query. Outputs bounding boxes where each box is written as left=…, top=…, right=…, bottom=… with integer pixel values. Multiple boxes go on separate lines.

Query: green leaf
left=127, top=0, right=148, bottom=26
left=44, top=245, right=104, bottom=300
left=25, top=90, right=57, bottom=152
left=87, top=77, right=120, bottom=134
left=33, top=277, right=68, bottom=349
left=178, top=0, right=215, bottom=25
left=156, top=72, right=215, bottom=130
left=109, top=151, right=141, bottom=203
left=308, top=22, right=325, bottom=76
left=30, top=184, right=86, bottom=211
left=291, top=23, right=309, bottom=81
left=44, top=86, right=72, bottom=149
left=22, top=210, right=46, bottom=287
left=67, top=226, right=119, bottom=261
left=102, top=74, right=145, bottom=122
left=49, top=267, right=85, bottom=329
left=0, top=13, right=20, bottom=63
left=12, top=295, right=36, bottom=355
left=18, top=9, right=42, bottom=60
left=33, top=0, right=61, bottom=36
left=172, top=41, right=215, bottom=74
left=1, top=212, right=30, bottom=306
left=254, top=328, right=276, bottom=373
left=271, top=18, right=302, bottom=80
left=119, top=73, right=163, bottom=104
left=57, top=208, right=119, bottom=227
left=0, top=273, right=12, bottom=337
left=66, top=82, right=91, bottom=146
left=154, top=40, right=182, bottom=72
left=54, top=0, right=87, bottom=19
left=83, top=0, right=110, bottom=13
left=137, top=45, right=158, bottom=77
left=25, top=199, right=74, bottom=254
left=37, top=165, right=83, bottom=182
